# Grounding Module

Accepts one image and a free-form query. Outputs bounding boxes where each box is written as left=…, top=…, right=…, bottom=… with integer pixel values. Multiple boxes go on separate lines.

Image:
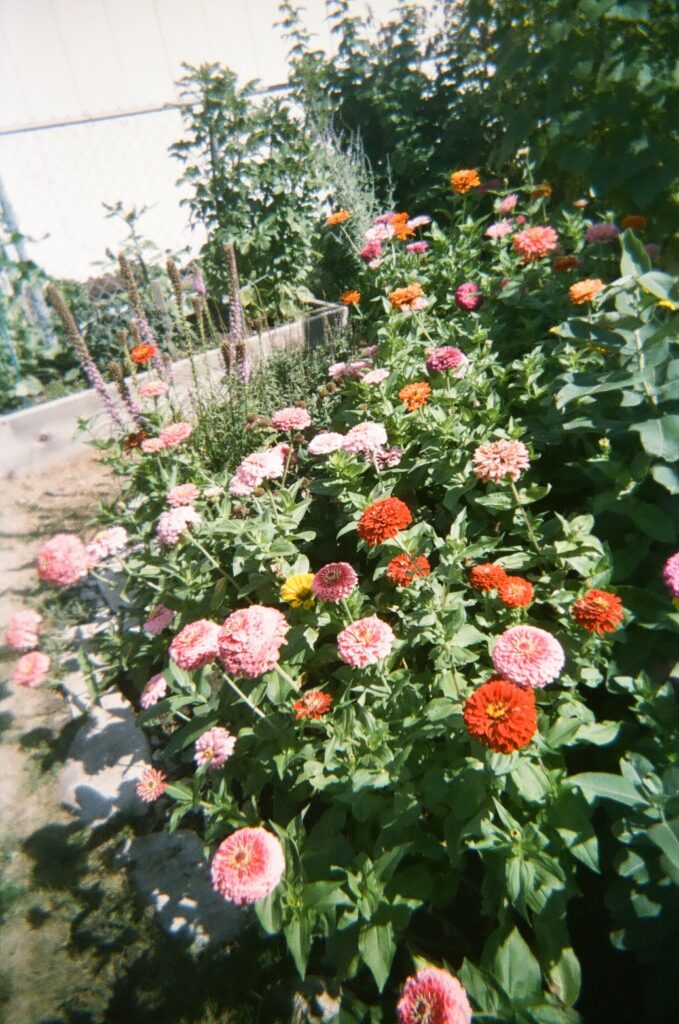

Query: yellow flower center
left=486, top=700, right=508, bottom=720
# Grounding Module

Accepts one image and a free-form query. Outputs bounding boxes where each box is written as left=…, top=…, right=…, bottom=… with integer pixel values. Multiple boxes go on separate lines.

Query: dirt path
left=0, top=451, right=117, bottom=1024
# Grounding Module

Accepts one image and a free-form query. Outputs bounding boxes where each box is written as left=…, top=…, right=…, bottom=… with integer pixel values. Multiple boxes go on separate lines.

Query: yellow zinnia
left=280, top=573, right=316, bottom=608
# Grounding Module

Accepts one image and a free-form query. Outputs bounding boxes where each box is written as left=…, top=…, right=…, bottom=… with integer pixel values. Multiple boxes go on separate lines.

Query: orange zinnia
left=464, top=677, right=537, bottom=753
left=469, top=563, right=507, bottom=593
left=293, top=690, right=333, bottom=720
left=450, top=169, right=480, bottom=194
left=531, top=181, right=552, bottom=197
left=621, top=215, right=647, bottom=232
left=388, top=283, right=424, bottom=308
left=326, top=210, right=351, bottom=225
left=498, top=576, right=534, bottom=608
left=569, top=278, right=605, bottom=305
left=391, top=212, right=415, bottom=240
left=399, top=381, right=431, bottom=411
left=571, top=589, right=624, bottom=635
left=357, top=497, right=413, bottom=547
left=386, top=553, right=431, bottom=587
left=341, top=289, right=361, bottom=305
left=130, top=342, right=158, bottom=364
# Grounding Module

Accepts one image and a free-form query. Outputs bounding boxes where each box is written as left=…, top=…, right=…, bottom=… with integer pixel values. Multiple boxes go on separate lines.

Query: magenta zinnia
left=312, top=562, right=358, bottom=602
left=662, top=552, right=679, bottom=597
left=492, top=625, right=565, bottom=688
left=211, top=827, right=285, bottom=904
left=397, top=966, right=472, bottom=1024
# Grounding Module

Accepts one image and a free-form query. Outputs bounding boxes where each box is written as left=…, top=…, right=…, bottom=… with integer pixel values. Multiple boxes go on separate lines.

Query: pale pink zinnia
left=271, top=407, right=311, bottom=431
left=492, top=624, right=565, bottom=688
left=194, top=726, right=236, bottom=769
left=426, top=347, right=468, bottom=375
left=473, top=439, right=530, bottom=484
left=485, top=219, right=513, bottom=239
left=36, top=533, right=89, bottom=587
left=12, top=650, right=50, bottom=688
left=362, top=368, right=390, bottom=385
left=407, top=215, right=432, bottom=229
left=136, top=766, right=167, bottom=803
left=169, top=619, right=220, bottom=670
left=144, top=604, right=175, bottom=635
left=218, top=605, right=289, bottom=679
left=140, top=673, right=168, bottom=709
left=167, top=483, right=200, bottom=507
left=141, top=437, right=165, bottom=453
left=85, top=525, right=128, bottom=564
left=308, top=432, right=345, bottom=455
left=5, top=609, right=42, bottom=652
left=662, top=552, right=679, bottom=597
left=313, top=562, right=358, bottom=602
left=585, top=222, right=620, bottom=244
left=159, top=421, right=193, bottom=448
left=328, top=360, right=371, bottom=380
left=397, top=966, right=472, bottom=1024
left=513, top=225, right=559, bottom=262
left=211, top=826, right=285, bottom=904
left=337, top=615, right=395, bottom=668
left=156, top=505, right=202, bottom=546
left=342, top=422, right=388, bottom=455
left=229, top=447, right=287, bottom=495
left=497, top=193, right=518, bottom=215
left=139, top=380, right=169, bottom=398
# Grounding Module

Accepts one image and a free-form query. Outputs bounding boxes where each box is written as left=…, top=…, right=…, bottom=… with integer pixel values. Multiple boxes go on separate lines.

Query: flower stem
left=187, top=531, right=222, bottom=572
left=509, top=481, right=540, bottom=553
left=275, top=663, right=300, bottom=690
left=222, top=672, right=265, bottom=719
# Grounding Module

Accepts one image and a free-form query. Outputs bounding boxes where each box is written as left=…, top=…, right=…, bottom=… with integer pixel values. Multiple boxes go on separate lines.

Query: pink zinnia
left=362, top=368, right=390, bottom=385
left=513, top=225, right=559, bottom=261
left=407, top=215, right=431, bottom=229
left=140, top=673, right=168, bottom=709
left=370, top=445, right=403, bottom=469
left=169, top=619, right=220, bottom=670
left=218, top=605, right=289, bottom=679
left=194, top=726, right=236, bottom=769
left=342, top=422, right=388, bottom=455
left=662, top=552, right=679, bottom=598
left=328, top=360, right=371, bottom=380
left=85, top=525, right=128, bottom=564
left=426, top=347, right=468, bottom=375
left=5, top=609, right=42, bottom=652
left=308, top=432, right=345, bottom=455
left=492, top=624, right=565, bottom=688
left=406, top=241, right=429, bottom=254
left=454, top=282, right=484, bottom=312
left=229, top=449, right=285, bottom=495
left=497, top=193, right=518, bottom=214
left=136, top=766, right=167, bottom=803
left=271, top=407, right=311, bottom=431
left=397, top=966, right=472, bottom=1024
left=585, top=222, right=620, bottom=244
left=12, top=650, right=50, bottom=688
left=337, top=616, right=395, bottom=668
left=139, top=380, right=169, bottom=398
left=211, top=827, right=285, bottom=905
left=313, top=562, right=358, bottom=602
left=144, top=604, right=175, bottom=635
left=360, top=239, right=383, bottom=263
left=156, top=505, right=202, bottom=546
left=364, top=223, right=394, bottom=242
left=36, top=533, right=89, bottom=587
left=167, top=483, right=200, bottom=507
left=473, top=439, right=530, bottom=483
left=141, top=437, right=165, bottom=453
left=159, top=421, right=193, bottom=448
left=485, top=219, right=513, bottom=239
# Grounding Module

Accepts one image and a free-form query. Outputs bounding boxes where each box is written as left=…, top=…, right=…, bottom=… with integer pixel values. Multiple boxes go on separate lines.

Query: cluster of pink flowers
left=144, top=604, right=175, bottom=635
left=454, top=282, right=484, bottom=312
left=492, top=625, right=565, bottom=688
left=485, top=219, right=513, bottom=239
left=328, top=360, right=372, bottom=380
left=397, top=966, right=472, bottom=1024
left=426, top=347, right=468, bottom=375
left=156, top=505, right=202, bottom=546
left=5, top=609, right=42, bottom=652
left=513, top=225, right=559, bottom=261
left=229, top=444, right=290, bottom=496
left=271, top=407, right=311, bottom=432
left=218, top=605, right=289, bottom=678
left=169, top=619, right=221, bottom=670
left=585, top=222, right=620, bottom=244
left=85, top=526, right=128, bottom=564
left=337, top=615, right=395, bottom=667
left=140, top=673, right=168, bottom=709
left=138, top=380, right=169, bottom=399
left=313, top=562, right=358, bottom=602
left=406, top=241, right=429, bottom=255
left=308, top=432, right=345, bottom=456
left=36, top=533, right=89, bottom=587
left=360, top=239, right=383, bottom=265
left=211, top=826, right=285, bottom=904
left=141, top=421, right=193, bottom=454
left=663, top=552, right=679, bottom=597
left=497, top=193, right=518, bottom=214
left=167, top=483, right=200, bottom=507
left=12, top=650, right=50, bottom=688
left=473, top=439, right=530, bottom=484
left=343, top=422, right=388, bottom=455
left=194, top=726, right=236, bottom=769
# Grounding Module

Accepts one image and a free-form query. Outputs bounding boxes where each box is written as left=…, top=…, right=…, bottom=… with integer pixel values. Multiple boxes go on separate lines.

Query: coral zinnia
left=341, top=289, right=361, bottom=305
left=387, top=553, right=431, bottom=587
left=571, top=589, right=624, bottom=635
left=397, top=966, right=472, bottom=1024
left=271, top=406, right=311, bottom=431
left=498, top=575, right=534, bottom=607
left=337, top=615, right=395, bottom=667
left=512, top=225, right=559, bottom=262
left=5, top=609, right=42, bottom=652
left=569, top=278, right=604, bottom=305
left=211, top=827, right=285, bottom=904
left=36, top=533, right=89, bottom=587
left=357, top=497, right=413, bottom=547
left=218, top=605, right=289, bottom=679
left=492, top=625, right=565, bottom=688
left=12, top=650, right=50, bottom=688
left=621, top=214, right=647, bottom=232
left=169, top=619, right=220, bottom=670
left=553, top=255, right=579, bottom=272
left=399, top=381, right=431, bottom=411
left=136, top=766, right=167, bottom=803
left=326, top=210, right=351, bottom=225
left=130, top=343, right=158, bottom=364
left=473, top=439, right=530, bottom=484
left=464, top=677, right=537, bottom=754
left=159, top=421, right=193, bottom=448
left=469, top=563, right=507, bottom=592
left=388, top=283, right=425, bottom=310
left=293, top=690, right=333, bottom=720
left=312, top=562, right=358, bottom=602
left=450, top=169, right=480, bottom=194
left=280, top=573, right=316, bottom=608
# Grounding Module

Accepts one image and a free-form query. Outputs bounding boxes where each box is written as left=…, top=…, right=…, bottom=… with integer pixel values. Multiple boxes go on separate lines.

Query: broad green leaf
left=619, top=228, right=652, bottom=277
left=482, top=923, right=542, bottom=1001
left=284, top=914, right=312, bottom=977
left=631, top=417, right=679, bottom=463
left=569, top=772, right=647, bottom=808
left=358, top=922, right=395, bottom=991
left=647, top=819, right=679, bottom=884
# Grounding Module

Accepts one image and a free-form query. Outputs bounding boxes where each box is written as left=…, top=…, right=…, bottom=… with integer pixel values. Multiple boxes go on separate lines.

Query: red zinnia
left=130, top=342, right=158, bottom=364
left=498, top=575, right=533, bottom=608
left=293, top=690, right=333, bottom=720
left=469, top=563, right=507, bottom=593
left=464, top=677, right=537, bottom=753
left=387, top=553, right=431, bottom=587
left=571, top=589, right=624, bottom=635
left=357, top=497, right=413, bottom=547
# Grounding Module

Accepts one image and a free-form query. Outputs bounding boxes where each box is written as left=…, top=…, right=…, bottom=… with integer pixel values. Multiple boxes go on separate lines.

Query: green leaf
left=652, top=464, right=679, bottom=494
left=638, top=271, right=679, bottom=304
left=647, top=819, right=679, bottom=884
left=358, top=922, right=395, bottom=991
left=255, top=890, right=283, bottom=934
left=631, top=417, right=679, bottom=463
left=619, top=228, right=652, bottom=277
left=569, top=772, right=647, bottom=808
left=458, top=959, right=508, bottom=1013
left=481, top=923, right=542, bottom=1001
left=284, top=914, right=312, bottom=977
